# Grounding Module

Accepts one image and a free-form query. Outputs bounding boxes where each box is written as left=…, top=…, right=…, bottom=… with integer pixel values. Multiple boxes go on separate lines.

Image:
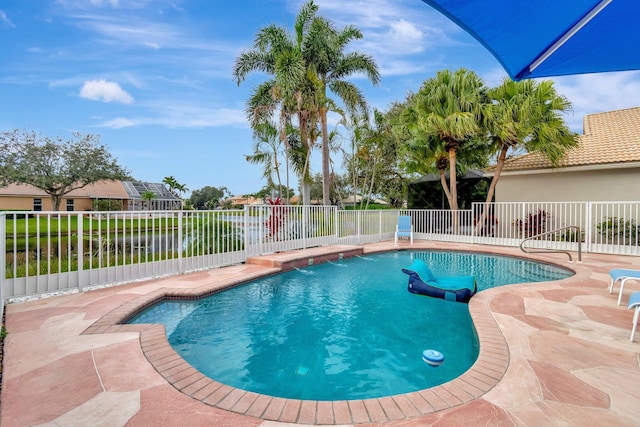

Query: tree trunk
left=285, top=151, right=291, bottom=203
left=448, top=147, right=459, bottom=234
left=320, top=108, right=331, bottom=206
left=351, top=141, right=359, bottom=210
left=448, top=148, right=458, bottom=210
left=302, top=181, right=311, bottom=206
left=474, top=145, right=508, bottom=235
left=51, top=194, right=62, bottom=211
left=439, top=170, right=453, bottom=209
left=273, top=150, right=283, bottom=200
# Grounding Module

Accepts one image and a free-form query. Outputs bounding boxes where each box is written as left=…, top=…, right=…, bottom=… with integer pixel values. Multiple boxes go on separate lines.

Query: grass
left=4, top=215, right=246, bottom=279
left=6, top=250, right=182, bottom=278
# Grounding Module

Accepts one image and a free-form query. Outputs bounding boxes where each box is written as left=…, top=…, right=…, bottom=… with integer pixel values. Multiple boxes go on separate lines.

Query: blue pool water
left=128, top=251, right=572, bottom=400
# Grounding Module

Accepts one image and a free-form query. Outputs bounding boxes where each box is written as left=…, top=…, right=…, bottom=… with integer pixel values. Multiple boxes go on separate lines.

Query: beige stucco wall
left=0, top=197, right=35, bottom=210
left=1, top=196, right=96, bottom=211
left=495, top=167, right=640, bottom=202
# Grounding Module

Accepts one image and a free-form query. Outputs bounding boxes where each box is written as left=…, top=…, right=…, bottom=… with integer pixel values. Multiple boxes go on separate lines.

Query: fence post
left=302, top=206, right=308, bottom=249
left=585, top=202, right=592, bottom=253
left=0, top=213, right=5, bottom=322
left=471, top=203, right=476, bottom=244
left=177, top=211, right=183, bottom=273
left=77, top=213, right=84, bottom=290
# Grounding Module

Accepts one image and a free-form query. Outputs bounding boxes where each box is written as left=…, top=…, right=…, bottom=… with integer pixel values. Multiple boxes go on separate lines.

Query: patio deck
left=2, top=241, right=640, bottom=426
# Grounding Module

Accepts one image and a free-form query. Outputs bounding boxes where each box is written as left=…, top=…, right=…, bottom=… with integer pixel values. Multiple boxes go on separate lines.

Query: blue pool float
left=402, top=259, right=476, bottom=303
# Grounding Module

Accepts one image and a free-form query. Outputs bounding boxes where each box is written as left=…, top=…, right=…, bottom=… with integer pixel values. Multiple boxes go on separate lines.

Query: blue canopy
left=421, top=0, right=640, bottom=80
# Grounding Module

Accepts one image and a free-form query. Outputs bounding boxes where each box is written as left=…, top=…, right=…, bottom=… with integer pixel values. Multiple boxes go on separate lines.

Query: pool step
left=246, top=245, right=364, bottom=271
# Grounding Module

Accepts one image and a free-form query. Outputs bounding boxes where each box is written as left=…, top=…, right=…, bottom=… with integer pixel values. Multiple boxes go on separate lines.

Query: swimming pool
left=128, top=251, right=573, bottom=400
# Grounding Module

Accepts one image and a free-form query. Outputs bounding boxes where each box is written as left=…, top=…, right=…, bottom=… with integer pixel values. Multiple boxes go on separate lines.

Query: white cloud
left=95, top=104, right=247, bottom=129
left=90, top=0, right=120, bottom=7
left=0, top=10, right=15, bottom=28
left=378, top=59, right=428, bottom=77
left=79, top=79, right=134, bottom=104
left=308, top=0, right=457, bottom=77
left=99, top=117, right=135, bottom=128
left=389, top=20, right=423, bottom=45
left=144, top=41, right=160, bottom=50
left=551, top=71, right=640, bottom=132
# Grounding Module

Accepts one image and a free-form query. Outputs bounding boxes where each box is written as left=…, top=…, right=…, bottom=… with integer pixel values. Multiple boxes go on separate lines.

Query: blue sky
left=2, top=0, right=639, bottom=197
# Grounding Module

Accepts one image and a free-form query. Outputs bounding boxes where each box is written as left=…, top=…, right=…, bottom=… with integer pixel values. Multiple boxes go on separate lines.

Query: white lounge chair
left=394, top=215, right=413, bottom=245
left=609, top=268, right=640, bottom=305
left=628, top=291, right=640, bottom=342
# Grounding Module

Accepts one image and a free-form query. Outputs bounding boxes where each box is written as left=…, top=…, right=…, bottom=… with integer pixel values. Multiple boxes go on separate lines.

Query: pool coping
left=82, top=244, right=574, bottom=425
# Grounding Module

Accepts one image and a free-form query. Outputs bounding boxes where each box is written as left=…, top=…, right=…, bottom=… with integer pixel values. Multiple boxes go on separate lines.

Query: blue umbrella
left=421, top=0, right=640, bottom=80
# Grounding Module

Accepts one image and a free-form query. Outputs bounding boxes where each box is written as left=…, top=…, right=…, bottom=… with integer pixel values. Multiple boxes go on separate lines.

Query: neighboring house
left=491, top=107, right=640, bottom=202
left=226, top=195, right=263, bottom=207
left=0, top=180, right=182, bottom=211
left=120, top=181, right=182, bottom=210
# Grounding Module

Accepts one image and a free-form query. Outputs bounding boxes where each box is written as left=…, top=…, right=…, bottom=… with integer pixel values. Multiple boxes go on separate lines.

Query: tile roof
left=2, top=180, right=137, bottom=199
left=500, top=107, right=640, bottom=171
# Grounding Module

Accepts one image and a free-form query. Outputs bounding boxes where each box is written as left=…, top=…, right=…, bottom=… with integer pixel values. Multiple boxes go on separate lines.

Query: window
left=33, top=198, right=42, bottom=211
left=66, top=199, right=74, bottom=212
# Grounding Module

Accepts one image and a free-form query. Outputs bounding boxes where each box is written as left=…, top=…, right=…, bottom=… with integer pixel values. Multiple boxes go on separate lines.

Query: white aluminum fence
left=2, top=201, right=639, bottom=311
left=408, top=209, right=475, bottom=244
left=337, top=210, right=398, bottom=245
left=470, top=201, right=639, bottom=256
left=244, top=205, right=338, bottom=256
left=589, top=202, right=640, bottom=255
left=2, top=210, right=245, bottom=301
left=471, top=202, right=587, bottom=252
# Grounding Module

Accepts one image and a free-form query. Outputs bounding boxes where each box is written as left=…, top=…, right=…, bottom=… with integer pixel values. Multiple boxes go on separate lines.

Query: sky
left=1, top=0, right=639, bottom=198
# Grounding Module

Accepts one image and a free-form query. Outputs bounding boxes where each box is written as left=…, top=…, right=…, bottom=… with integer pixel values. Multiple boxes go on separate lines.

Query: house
left=492, top=107, right=640, bottom=202
left=225, top=195, right=263, bottom=207
left=0, top=180, right=182, bottom=211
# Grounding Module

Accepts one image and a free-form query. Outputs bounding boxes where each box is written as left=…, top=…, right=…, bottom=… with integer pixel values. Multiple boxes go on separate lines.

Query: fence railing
left=2, top=201, right=639, bottom=309
left=245, top=205, right=338, bottom=256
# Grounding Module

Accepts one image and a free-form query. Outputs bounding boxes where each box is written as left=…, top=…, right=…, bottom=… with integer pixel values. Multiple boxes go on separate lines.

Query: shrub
left=513, top=209, right=549, bottom=238
left=596, top=217, right=637, bottom=244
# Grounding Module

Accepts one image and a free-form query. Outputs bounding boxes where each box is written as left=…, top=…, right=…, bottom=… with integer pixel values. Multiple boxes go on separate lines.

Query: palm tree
left=245, top=121, right=286, bottom=199
left=140, top=190, right=156, bottom=210
left=475, top=78, right=577, bottom=233
left=409, top=68, right=488, bottom=210
left=303, top=14, right=381, bottom=205
left=233, top=0, right=320, bottom=205
left=400, top=130, right=489, bottom=209
left=163, top=176, right=188, bottom=198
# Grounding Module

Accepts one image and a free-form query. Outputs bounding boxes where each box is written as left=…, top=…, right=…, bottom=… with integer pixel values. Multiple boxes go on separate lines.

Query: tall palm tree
left=304, top=14, right=380, bottom=205
left=409, top=68, right=487, bottom=210
left=233, top=1, right=319, bottom=205
left=476, top=78, right=577, bottom=233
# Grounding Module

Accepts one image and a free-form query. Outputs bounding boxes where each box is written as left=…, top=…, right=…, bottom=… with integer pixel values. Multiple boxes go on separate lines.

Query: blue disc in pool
left=422, top=349, right=444, bottom=366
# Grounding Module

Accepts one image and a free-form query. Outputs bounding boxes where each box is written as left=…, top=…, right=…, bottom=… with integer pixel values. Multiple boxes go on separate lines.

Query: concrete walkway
left=2, top=241, right=640, bottom=426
